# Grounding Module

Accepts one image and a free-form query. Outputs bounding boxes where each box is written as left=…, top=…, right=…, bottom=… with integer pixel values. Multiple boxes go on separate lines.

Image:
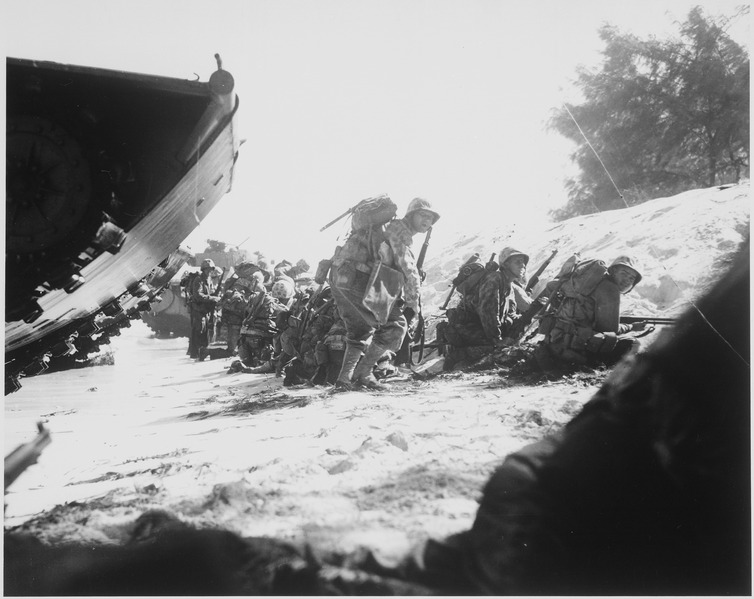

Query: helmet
left=200, top=258, right=215, bottom=271
left=609, top=255, right=642, bottom=286
left=498, top=247, right=529, bottom=267
left=405, top=197, right=440, bottom=224
left=271, top=278, right=295, bottom=300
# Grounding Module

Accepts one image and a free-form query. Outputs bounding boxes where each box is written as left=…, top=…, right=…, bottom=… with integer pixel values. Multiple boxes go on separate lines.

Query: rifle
left=487, top=252, right=498, bottom=269
left=526, top=248, right=558, bottom=294
left=620, top=316, right=676, bottom=326
left=214, top=267, right=228, bottom=296
left=416, top=226, right=432, bottom=282
left=319, top=193, right=390, bottom=232
left=396, top=227, right=434, bottom=366
left=410, top=227, right=435, bottom=362
left=5, top=422, right=51, bottom=491
left=505, top=296, right=548, bottom=343
left=440, top=288, right=455, bottom=310
left=299, top=293, right=334, bottom=340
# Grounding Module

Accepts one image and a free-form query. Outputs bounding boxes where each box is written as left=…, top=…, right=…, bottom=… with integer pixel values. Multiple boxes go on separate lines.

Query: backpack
left=351, top=194, right=397, bottom=230
left=452, top=252, right=498, bottom=297
left=561, top=258, right=609, bottom=298
left=537, top=256, right=609, bottom=336
left=220, top=287, right=248, bottom=317
left=180, top=271, right=201, bottom=305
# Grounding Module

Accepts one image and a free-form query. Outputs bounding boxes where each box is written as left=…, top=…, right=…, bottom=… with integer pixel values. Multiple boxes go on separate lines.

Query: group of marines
left=186, top=197, right=647, bottom=388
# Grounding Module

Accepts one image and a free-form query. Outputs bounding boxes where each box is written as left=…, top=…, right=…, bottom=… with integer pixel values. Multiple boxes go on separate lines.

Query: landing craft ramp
left=5, top=56, right=241, bottom=393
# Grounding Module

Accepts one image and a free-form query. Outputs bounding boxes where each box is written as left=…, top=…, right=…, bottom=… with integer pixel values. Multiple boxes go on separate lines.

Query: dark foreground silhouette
left=5, top=243, right=750, bottom=595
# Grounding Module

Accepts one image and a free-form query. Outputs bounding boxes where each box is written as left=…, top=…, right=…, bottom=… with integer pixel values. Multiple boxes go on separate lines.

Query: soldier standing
left=330, top=197, right=440, bottom=390
left=191, top=259, right=221, bottom=361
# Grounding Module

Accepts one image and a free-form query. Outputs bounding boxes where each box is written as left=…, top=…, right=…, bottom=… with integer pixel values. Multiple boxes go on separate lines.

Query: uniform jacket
left=460, top=269, right=517, bottom=343
left=382, top=218, right=422, bottom=309
left=190, top=275, right=217, bottom=316
left=331, top=217, right=422, bottom=309
left=220, top=288, right=249, bottom=326
left=241, top=290, right=282, bottom=335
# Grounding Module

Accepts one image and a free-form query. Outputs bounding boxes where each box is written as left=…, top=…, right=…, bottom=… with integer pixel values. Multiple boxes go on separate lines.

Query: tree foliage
left=549, top=6, right=749, bottom=220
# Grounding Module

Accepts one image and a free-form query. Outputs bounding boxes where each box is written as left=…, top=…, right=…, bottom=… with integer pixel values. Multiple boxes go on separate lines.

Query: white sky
left=3, top=0, right=749, bottom=267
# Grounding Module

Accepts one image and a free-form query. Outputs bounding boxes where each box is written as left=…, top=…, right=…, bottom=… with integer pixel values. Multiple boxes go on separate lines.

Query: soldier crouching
left=438, top=247, right=531, bottom=369
left=534, top=255, right=646, bottom=370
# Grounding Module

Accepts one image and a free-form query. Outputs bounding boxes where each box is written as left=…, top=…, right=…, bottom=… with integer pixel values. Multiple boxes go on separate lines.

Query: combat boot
left=352, top=343, right=390, bottom=390
left=335, top=345, right=364, bottom=391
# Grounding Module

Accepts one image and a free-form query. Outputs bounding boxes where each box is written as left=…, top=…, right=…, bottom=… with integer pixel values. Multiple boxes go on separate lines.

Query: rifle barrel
left=620, top=316, right=676, bottom=325
left=526, top=248, right=558, bottom=293
left=319, top=207, right=354, bottom=232
left=440, top=285, right=456, bottom=310
left=416, top=227, right=432, bottom=268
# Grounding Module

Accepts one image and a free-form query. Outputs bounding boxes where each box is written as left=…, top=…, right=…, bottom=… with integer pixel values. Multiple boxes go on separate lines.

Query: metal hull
left=6, top=57, right=240, bottom=392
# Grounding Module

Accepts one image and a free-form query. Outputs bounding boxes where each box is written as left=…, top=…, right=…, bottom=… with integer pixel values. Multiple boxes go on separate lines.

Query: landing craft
left=5, top=56, right=241, bottom=393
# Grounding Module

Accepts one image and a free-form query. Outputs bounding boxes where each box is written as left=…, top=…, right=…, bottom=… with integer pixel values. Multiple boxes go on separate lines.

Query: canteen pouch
left=586, top=331, right=618, bottom=354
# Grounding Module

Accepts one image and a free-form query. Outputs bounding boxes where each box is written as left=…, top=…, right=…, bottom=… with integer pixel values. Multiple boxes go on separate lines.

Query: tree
left=549, top=6, right=749, bottom=220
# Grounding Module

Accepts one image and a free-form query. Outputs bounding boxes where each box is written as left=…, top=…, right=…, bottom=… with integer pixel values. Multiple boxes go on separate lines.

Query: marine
left=329, top=197, right=440, bottom=390
left=439, top=247, right=532, bottom=369
left=237, top=271, right=282, bottom=368
left=188, top=259, right=221, bottom=361
left=534, top=254, right=647, bottom=369
left=199, top=275, right=252, bottom=361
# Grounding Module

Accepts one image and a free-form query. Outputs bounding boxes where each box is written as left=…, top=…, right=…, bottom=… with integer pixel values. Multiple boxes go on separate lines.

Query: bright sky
left=4, top=0, right=749, bottom=268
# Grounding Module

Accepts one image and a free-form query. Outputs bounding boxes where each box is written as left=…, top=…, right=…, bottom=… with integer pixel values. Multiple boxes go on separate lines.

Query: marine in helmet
left=608, top=255, right=642, bottom=293
left=270, top=276, right=296, bottom=309
left=330, top=196, right=440, bottom=390
left=236, top=270, right=283, bottom=369
left=189, top=259, right=222, bottom=361
left=438, top=246, right=532, bottom=369
left=201, top=269, right=255, bottom=361
left=536, top=254, right=646, bottom=369
left=246, top=275, right=302, bottom=375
